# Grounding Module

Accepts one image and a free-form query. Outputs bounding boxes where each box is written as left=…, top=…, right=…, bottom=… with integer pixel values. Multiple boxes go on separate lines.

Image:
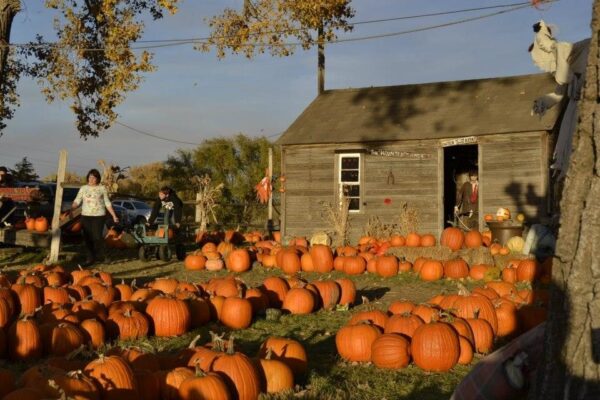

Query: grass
left=0, top=244, right=494, bottom=399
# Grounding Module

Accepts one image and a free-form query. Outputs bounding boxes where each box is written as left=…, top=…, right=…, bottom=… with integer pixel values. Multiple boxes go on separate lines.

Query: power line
left=114, top=121, right=202, bottom=145
left=1, top=1, right=548, bottom=52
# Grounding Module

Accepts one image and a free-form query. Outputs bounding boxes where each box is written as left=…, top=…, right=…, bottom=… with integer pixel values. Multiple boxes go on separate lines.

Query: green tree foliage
left=11, top=157, right=38, bottom=181
left=42, top=170, right=83, bottom=184
left=162, top=134, right=280, bottom=229
left=1, top=0, right=180, bottom=137
left=200, top=0, right=354, bottom=58
left=118, top=162, right=165, bottom=198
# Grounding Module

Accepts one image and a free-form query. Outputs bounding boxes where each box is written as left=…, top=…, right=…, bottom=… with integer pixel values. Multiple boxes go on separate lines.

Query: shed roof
left=277, top=74, right=561, bottom=146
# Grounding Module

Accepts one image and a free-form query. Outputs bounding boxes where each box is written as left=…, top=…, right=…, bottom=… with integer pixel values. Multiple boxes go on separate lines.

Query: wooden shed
left=276, top=73, right=562, bottom=243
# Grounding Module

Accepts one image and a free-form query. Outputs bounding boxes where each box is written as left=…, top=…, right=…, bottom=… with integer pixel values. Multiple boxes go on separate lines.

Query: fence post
left=48, top=150, right=67, bottom=264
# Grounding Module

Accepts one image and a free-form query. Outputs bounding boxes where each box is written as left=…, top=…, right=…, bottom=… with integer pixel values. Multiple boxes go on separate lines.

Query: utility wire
left=1, top=1, right=547, bottom=51
left=114, top=121, right=203, bottom=145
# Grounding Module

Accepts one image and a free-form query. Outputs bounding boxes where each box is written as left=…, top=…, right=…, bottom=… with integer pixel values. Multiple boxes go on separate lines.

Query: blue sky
left=0, top=0, right=594, bottom=178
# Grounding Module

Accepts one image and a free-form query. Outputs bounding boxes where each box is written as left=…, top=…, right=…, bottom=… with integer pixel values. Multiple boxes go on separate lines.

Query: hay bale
left=310, top=231, right=331, bottom=246
left=388, top=246, right=453, bottom=263
left=458, top=247, right=495, bottom=266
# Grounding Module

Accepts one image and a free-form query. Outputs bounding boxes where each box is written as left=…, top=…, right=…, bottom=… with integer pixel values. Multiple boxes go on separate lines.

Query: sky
left=0, top=0, right=594, bottom=178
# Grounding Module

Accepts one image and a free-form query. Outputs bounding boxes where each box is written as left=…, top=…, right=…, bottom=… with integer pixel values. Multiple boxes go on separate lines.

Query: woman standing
left=72, top=169, right=119, bottom=266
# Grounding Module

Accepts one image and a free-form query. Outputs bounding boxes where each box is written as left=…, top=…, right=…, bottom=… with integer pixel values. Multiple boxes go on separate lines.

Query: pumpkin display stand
left=486, top=221, right=524, bottom=246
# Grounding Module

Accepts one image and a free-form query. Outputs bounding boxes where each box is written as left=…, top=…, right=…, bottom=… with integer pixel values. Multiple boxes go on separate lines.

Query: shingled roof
left=277, top=73, right=561, bottom=145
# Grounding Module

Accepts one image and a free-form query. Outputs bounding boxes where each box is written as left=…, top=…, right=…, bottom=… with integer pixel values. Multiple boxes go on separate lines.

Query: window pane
left=343, top=185, right=360, bottom=197
left=123, top=202, right=134, bottom=210
left=341, top=170, right=359, bottom=182
left=348, top=198, right=360, bottom=211
left=341, top=157, right=359, bottom=169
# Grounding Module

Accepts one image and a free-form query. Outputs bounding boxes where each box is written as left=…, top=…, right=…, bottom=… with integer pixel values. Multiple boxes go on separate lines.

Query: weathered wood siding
left=479, top=132, right=548, bottom=224
left=281, top=141, right=440, bottom=243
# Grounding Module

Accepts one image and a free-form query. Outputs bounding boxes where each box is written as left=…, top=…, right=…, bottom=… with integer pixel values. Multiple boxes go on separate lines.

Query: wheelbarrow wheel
left=158, top=245, right=172, bottom=261
left=138, top=245, right=152, bottom=262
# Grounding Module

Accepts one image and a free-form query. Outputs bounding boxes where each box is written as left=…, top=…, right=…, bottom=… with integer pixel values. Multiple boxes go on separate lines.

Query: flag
left=255, top=176, right=272, bottom=204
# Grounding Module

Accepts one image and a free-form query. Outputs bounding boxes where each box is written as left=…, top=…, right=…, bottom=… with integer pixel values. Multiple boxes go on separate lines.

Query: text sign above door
left=440, top=136, right=478, bottom=147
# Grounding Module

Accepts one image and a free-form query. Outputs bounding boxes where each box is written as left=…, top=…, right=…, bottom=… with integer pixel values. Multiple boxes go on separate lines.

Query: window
left=122, top=202, right=134, bottom=210
left=132, top=201, right=151, bottom=210
left=339, top=153, right=361, bottom=212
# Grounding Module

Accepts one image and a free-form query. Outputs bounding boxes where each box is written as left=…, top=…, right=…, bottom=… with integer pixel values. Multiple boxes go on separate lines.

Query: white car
left=111, top=199, right=153, bottom=224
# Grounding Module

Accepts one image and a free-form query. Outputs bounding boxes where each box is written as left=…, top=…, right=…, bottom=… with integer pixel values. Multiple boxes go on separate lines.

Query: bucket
left=486, top=221, right=524, bottom=246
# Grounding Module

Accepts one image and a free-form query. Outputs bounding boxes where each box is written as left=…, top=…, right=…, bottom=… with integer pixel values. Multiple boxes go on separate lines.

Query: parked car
left=11, top=181, right=80, bottom=220
left=107, top=204, right=131, bottom=228
left=111, top=199, right=153, bottom=224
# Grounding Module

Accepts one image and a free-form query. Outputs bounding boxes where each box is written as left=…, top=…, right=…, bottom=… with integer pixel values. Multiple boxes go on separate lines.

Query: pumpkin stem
left=265, top=347, right=273, bottom=360
left=188, top=334, right=202, bottom=349
left=457, top=282, right=470, bottom=296
left=473, top=308, right=481, bottom=319
left=131, top=278, right=138, bottom=289
left=226, top=335, right=235, bottom=355
left=193, top=360, right=207, bottom=377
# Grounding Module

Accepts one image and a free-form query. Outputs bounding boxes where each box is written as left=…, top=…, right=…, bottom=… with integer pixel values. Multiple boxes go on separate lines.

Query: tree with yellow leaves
left=0, top=0, right=180, bottom=137
left=200, top=0, right=354, bottom=93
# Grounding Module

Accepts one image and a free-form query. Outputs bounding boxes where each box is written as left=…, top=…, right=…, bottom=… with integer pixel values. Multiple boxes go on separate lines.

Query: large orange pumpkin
left=411, top=322, right=460, bottom=372
left=440, top=227, right=464, bottom=251
left=464, top=230, right=483, bottom=248
left=309, top=245, right=334, bottom=273
left=34, top=217, right=48, bottom=232
left=226, top=249, right=251, bottom=273
left=371, top=333, right=411, bottom=369
left=335, top=323, right=380, bottom=362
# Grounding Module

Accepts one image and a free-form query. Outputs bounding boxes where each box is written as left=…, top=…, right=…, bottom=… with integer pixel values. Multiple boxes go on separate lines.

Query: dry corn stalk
left=320, top=195, right=350, bottom=247
left=191, top=174, right=224, bottom=232
left=396, top=202, right=420, bottom=236
left=98, top=159, right=127, bottom=194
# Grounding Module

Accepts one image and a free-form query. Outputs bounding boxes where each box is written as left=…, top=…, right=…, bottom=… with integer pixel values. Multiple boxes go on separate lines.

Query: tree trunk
left=317, top=24, right=325, bottom=95
left=530, top=1, right=600, bottom=398
left=0, top=0, right=19, bottom=80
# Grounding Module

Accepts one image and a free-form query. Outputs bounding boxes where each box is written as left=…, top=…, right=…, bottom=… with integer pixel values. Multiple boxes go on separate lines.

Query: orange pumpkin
left=226, top=249, right=251, bottom=273
left=419, top=234, right=436, bottom=247
left=440, top=227, right=464, bottom=251
left=34, top=217, right=48, bottom=232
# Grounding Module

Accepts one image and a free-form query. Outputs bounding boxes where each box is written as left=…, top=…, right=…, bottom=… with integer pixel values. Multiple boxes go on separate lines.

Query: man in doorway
left=455, top=169, right=479, bottom=230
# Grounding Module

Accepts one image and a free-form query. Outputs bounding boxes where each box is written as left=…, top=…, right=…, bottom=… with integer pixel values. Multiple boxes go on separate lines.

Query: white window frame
left=338, top=153, right=361, bottom=213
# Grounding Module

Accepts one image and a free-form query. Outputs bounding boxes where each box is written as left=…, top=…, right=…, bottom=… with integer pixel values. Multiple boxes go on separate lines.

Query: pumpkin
left=390, top=235, right=406, bottom=247
left=420, top=234, right=436, bottom=247
left=335, top=323, right=380, bottom=362
left=349, top=310, right=388, bottom=330
left=8, top=316, right=42, bottom=361
left=387, top=300, right=415, bottom=315
left=146, top=297, right=191, bottom=337
left=25, top=217, right=36, bottom=231
left=343, top=256, right=366, bottom=275
left=419, top=260, right=444, bottom=281
left=178, top=369, right=231, bottom=400
left=398, top=260, right=413, bottom=272
left=413, top=257, right=430, bottom=274
left=135, top=369, right=161, bottom=400
left=405, top=233, right=421, bottom=247
left=453, top=290, right=498, bottom=335
left=261, top=277, right=289, bottom=308
left=0, top=368, right=17, bottom=398
left=158, top=367, right=195, bottom=400
left=494, top=299, right=519, bottom=337
left=443, top=259, right=469, bottom=279
left=210, top=338, right=261, bottom=400
left=311, top=280, right=341, bottom=310
left=384, top=313, right=424, bottom=338
left=34, top=217, right=48, bottom=232
left=149, top=278, right=180, bottom=295
left=107, top=309, right=149, bottom=340
left=80, top=318, right=106, bottom=349
left=50, top=370, right=100, bottom=400
left=300, top=253, right=314, bottom=272
left=496, top=207, right=511, bottom=219
left=0, top=297, right=12, bottom=329
left=258, top=336, right=308, bottom=376
left=226, top=249, right=252, bottom=273
left=47, top=322, right=85, bottom=357
left=220, top=296, right=253, bottom=329
left=73, top=299, right=108, bottom=321
left=516, top=259, right=539, bottom=282
left=309, top=244, right=334, bottom=273
left=469, top=264, right=490, bottom=281
left=440, top=227, right=464, bottom=251
left=155, top=227, right=174, bottom=239
left=464, top=230, right=483, bottom=248
left=11, top=282, right=42, bottom=315
left=336, top=278, right=356, bottom=306
left=84, top=355, right=138, bottom=398
left=506, top=236, right=525, bottom=253
left=376, top=255, right=398, bottom=277
left=410, top=322, right=460, bottom=372
left=371, top=333, right=411, bottom=369
left=412, top=304, right=440, bottom=323
left=501, top=267, right=518, bottom=283
left=279, top=249, right=302, bottom=275
left=282, top=288, right=315, bottom=315
left=257, top=349, right=295, bottom=394
left=184, top=254, right=207, bottom=271
left=465, top=317, right=494, bottom=354
left=457, top=336, right=474, bottom=365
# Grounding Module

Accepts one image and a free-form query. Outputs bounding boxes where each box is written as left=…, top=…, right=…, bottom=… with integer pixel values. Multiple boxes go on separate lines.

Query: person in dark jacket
left=147, top=186, right=185, bottom=260
left=147, top=186, right=183, bottom=227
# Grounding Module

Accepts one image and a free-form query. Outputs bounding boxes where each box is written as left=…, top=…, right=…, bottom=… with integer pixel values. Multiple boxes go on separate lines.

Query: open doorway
left=444, top=145, right=478, bottom=228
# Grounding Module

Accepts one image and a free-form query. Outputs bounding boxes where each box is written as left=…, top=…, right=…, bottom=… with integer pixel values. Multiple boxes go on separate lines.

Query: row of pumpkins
left=183, top=231, right=540, bottom=283
left=0, top=263, right=358, bottom=362
left=336, top=281, right=548, bottom=372
left=0, top=334, right=307, bottom=400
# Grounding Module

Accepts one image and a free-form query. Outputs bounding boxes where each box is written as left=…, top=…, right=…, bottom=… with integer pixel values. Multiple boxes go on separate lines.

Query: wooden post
left=317, top=25, right=325, bottom=95
left=267, top=147, right=273, bottom=236
left=48, top=149, right=67, bottom=264
left=195, top=191, right=202, bottom=233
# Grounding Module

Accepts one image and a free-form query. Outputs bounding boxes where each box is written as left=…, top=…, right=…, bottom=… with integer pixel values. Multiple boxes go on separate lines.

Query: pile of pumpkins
left=0, top=333, right=307, bottom=399
left=22, top=216, right=49, bottom=233
left=335, top=280, right=548, bottom=372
